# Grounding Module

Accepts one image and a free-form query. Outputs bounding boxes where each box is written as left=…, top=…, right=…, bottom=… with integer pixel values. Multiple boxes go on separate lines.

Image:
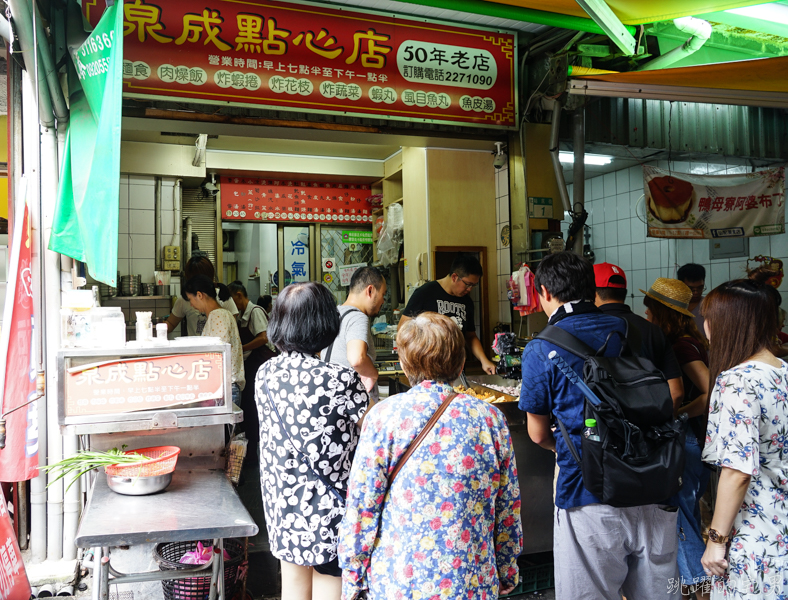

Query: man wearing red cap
left=594, top=262, right=684, bottom=408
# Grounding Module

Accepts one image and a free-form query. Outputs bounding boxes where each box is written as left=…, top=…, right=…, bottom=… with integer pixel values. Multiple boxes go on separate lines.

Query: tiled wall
left=569, top=161, right=788, bottom=318
left=495, top=164, right=511, bottom=324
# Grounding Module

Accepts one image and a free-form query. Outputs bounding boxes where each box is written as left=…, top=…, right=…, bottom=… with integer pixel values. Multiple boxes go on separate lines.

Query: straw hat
left=640, top=278, right=695, bottom=317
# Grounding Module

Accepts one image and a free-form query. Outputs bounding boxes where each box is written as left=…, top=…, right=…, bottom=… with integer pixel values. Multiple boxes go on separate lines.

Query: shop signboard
left=341, top=230, right=373, bottom=244
left=221, top=177, right=374, bottom=223
left=0, top=488, right=31, bottom=600
left=645, top=166, right=786, bottom=239
left=84, top=0, right=517, bottom=128
left=283, top=227, right=311, bottom=283
left=63, top=353, right=224, bottom=417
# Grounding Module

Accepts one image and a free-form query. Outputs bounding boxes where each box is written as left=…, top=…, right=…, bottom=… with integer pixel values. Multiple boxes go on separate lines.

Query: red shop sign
left=221, top=177, right=373, bottom=222
left=0, top=488, right=31, bottom=600
left=83, top=0, right=517, bottom=128
left=64, top=353, right=224, bottom=417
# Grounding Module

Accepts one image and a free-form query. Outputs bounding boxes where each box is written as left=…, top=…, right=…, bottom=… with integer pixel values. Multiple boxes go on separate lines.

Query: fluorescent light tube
left=726, top=4, right=788, bottom=26
left=559, top=152, right=613, bottom=166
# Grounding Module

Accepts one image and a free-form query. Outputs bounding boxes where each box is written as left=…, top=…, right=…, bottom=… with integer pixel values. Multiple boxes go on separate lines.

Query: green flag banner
left=49, top=1, right=123, bottom=286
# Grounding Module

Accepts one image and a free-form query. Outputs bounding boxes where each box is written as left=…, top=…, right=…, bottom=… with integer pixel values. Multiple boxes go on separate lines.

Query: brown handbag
left=388, top=392, right=456, bottom=484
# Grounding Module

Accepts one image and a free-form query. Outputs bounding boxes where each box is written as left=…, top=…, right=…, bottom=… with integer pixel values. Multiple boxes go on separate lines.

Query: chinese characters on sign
left=0, top=488, right=31, bottom=600
left=64, top=354, right=225, bottom=417
left=644, top=166, right=786, bottom=239
left=85, top=0, right=517, bottom=127
left=284, top=227, right=310, bottom=283
left=221, top=177, right=373, bottom=223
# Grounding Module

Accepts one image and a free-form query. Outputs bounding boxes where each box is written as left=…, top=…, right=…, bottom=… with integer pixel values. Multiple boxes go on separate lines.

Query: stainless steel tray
left=107, top=472, right=173, bottom=496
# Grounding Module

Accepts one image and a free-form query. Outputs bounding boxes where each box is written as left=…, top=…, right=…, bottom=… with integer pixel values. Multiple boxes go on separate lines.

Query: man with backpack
left=320, top=267, right=386, bottom=402
left=594, top=261, right=685, bottom=410
left=519, top=252, right=681, bottom=599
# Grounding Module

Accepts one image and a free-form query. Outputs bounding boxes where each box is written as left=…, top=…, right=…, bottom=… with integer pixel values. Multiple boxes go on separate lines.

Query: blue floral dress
left=702, top=361, right=788, bottom=599
left=337, top=381, right=522, bottom=600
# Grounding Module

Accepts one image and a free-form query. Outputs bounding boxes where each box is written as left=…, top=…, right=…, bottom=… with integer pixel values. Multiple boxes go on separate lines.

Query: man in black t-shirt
left=399, top=255, right=496, bottom=374
left=593, top=262, right=684, bottom=410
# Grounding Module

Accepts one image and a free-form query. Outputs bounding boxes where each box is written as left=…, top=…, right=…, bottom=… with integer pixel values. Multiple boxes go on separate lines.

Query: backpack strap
left=536, top=325, right=596, bottom=359
left=324, top=307, right=362, bottom=363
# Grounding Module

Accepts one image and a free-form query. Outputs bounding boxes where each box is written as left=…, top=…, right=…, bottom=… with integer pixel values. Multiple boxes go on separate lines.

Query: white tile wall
left=117, top=176, right=181, bottom=283
left=582, top=161, right=788, bottom=319
left=496, top=164, right=512, bottom=324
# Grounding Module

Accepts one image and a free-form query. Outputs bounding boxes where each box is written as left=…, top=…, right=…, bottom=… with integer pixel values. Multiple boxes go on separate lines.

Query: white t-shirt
left=202, top=308, right=245, bottom=391
left=172, top=292, right=238, bottom=337
left=238, top=302, right=270, bottom=360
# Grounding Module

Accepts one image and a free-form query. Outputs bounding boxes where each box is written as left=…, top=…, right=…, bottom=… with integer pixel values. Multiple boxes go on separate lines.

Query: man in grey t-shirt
left=321, top=267, right=386, bottom=401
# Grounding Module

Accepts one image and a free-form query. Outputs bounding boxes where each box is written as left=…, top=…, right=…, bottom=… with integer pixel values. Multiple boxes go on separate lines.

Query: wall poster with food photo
left=643, top=165, right=785, bottom=239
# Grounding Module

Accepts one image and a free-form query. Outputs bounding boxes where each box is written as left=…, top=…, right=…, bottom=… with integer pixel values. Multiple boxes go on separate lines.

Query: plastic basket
left=104, top=446, right=181, bottom=477
left=154, top=539, right=245, bottom=600
left=519, top=561, right=554, bottom=594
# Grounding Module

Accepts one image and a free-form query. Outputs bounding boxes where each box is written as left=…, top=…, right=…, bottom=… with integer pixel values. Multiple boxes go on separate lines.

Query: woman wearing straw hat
left=642, top=278, right=711, bottom=600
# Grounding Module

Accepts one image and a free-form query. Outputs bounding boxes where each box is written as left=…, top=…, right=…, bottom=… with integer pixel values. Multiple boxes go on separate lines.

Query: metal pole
left=573, top=108, right=585, bottom=255
left=548, top=102, right=573, bottom=213
left=21, top=66, right=47, bottom=565
left=155, top=177, right=162, bottom=271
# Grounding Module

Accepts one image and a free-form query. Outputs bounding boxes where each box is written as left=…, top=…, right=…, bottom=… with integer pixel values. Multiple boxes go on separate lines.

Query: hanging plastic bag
left=377, top=203, right=403, bottom=267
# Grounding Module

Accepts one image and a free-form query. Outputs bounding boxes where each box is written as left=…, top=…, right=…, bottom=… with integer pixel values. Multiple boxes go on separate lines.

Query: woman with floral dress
left=338, top=312, right=522, bottom=600
left=700, top=279, right=788, bottom=599
left=256, top=282, right=369, bottom=600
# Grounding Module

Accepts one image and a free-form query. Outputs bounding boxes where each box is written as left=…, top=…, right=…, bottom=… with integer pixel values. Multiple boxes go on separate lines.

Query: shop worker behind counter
left=398, top=254, right=496, bottom=374
left=594, top=262, right=685, bottom=409
left=519, top=252, right=680, bottom=600
left=320, top=267, right=386, bottom=402
left=167, top=256, right=238, bottom=336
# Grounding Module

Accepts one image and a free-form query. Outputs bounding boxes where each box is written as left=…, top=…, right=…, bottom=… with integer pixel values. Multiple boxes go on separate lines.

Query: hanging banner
left=50, top=1, right=123, bottom=286
left=645, top=166, right=786, bottom=239
left=0, top=488, right=31, bottom=600
left=221, top=177, right=373, bottom=222
left=0, top=192, right=40, bottom=483
left=83, top=0, right=517, bottom=128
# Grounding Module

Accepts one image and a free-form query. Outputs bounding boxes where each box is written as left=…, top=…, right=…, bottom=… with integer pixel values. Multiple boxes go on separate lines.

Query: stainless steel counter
left=75, top=469, right=259, bottom=547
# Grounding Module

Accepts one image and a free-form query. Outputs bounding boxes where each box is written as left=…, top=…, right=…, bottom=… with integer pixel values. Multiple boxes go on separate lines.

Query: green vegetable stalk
left=40, top=445, right=151, bottom=491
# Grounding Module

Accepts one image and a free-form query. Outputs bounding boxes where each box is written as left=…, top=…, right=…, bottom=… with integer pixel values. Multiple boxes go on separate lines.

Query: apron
left=239, top=305, right=277, bottom=453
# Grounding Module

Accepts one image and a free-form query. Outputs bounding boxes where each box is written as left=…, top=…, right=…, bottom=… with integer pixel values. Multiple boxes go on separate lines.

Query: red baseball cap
left=594, top=262, right=627, bottom=288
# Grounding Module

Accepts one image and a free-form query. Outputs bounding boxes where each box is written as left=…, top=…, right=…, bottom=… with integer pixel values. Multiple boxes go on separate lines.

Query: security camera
left=202, top=174, right=219, bottom=196
left=493, top=142, right=507, bottom=170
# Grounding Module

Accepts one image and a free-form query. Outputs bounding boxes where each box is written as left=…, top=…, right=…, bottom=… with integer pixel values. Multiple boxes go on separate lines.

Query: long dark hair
left=701, top=279, right=778, bottom=392
left=643, top=295, right=706, bottom=347
left=181, top=275, right=231, bottom=303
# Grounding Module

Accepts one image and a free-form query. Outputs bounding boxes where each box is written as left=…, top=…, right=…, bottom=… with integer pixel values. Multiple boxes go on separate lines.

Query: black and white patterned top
left=255, top=351, right=369, bottom=565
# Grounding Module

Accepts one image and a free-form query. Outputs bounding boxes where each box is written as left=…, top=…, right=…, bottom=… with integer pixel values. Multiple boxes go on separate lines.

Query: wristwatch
left=708, top=528, right=731, bottom=544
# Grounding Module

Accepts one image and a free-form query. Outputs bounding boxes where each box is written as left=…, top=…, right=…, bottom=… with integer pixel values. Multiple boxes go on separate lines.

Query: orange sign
left=64, top=353, right=225, bottom=417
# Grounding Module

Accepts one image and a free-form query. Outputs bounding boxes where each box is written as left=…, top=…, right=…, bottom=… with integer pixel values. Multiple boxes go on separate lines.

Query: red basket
left=105, top=446, right=181, bottom=477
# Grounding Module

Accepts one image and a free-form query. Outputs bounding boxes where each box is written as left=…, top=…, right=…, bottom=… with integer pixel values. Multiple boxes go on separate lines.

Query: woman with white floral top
left=700, top=279, right=788, bottom=599
left=182, top=275, right=245, bottom=405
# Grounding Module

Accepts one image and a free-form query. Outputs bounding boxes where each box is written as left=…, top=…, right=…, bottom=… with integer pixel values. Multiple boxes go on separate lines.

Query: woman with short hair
left=700, top=280, right=788, bottom=599
left=256, top=282, right=369, bottom=600
left=338, top=312, right=522, bottom=600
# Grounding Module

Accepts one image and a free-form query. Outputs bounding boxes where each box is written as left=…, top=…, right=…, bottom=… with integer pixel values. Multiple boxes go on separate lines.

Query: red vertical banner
left=0, top=201, right=40, bottom=482
left=0, top=488, right=31, bottom=600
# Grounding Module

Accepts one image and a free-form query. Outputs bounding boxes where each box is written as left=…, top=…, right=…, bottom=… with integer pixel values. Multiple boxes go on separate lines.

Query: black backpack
left=537, top=324, right=686, bottom=508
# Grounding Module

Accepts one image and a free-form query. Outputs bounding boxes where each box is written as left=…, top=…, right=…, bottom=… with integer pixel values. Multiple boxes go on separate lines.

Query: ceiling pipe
left=8, top=0, right=55, bottom=127
left=0, top=15, right=12, bottom=43
left=390, top=0, right=636, bottom=36
left=32, top=2, right=69, bottom=122
left=549, top=102, right=573, bottom=214
left=638, top=17, right=712, bottom=71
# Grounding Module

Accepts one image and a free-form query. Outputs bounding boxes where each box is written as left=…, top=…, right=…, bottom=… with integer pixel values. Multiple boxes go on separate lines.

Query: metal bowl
left=106, top=472, right=173, bottom=496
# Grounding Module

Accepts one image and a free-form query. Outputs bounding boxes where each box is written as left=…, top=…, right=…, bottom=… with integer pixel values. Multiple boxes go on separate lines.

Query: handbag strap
left=388, top=391, right=456, bottom=485
left=324, top=307, right=362, bottom=363
left=262, top=377, right=346, bottom=505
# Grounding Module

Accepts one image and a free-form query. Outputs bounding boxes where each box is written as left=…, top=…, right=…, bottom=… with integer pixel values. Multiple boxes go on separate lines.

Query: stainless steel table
left=76, top=469, right=259, bottom=600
